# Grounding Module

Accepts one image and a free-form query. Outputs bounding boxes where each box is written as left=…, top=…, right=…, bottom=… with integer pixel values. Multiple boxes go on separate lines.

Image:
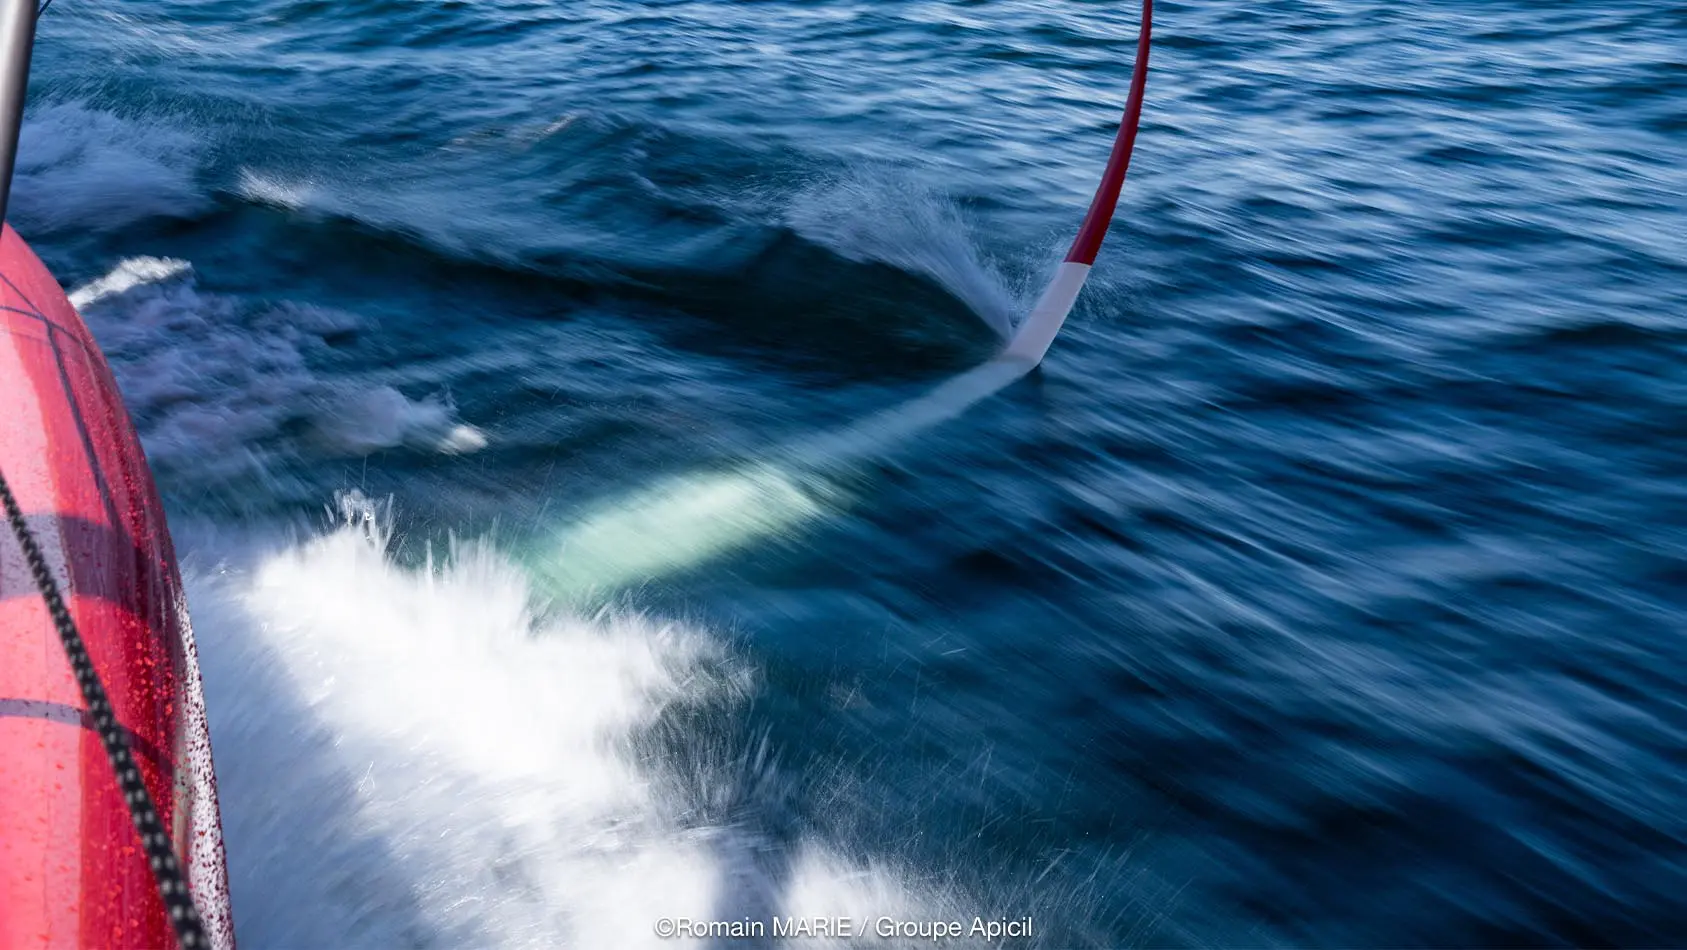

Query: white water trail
left=181, top=497, right=966, bottom=948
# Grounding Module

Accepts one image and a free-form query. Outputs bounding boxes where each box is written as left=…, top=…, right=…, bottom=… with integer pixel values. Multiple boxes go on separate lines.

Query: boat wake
left=176, top=496, right=973, bottom=948
left=28, top=11, right=1153, bottom=929
left=67, top=257, right=487, bottom=503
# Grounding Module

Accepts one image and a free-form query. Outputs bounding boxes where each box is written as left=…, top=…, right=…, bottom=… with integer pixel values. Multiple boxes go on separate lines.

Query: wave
left=224, top=100, right=1024, bottom=340
left=783, top=174, right=1020, bottom=340
left=19, top=99, right=1027, bottom=365
left=13, top=101, right=211, bottom=233
left=68, top=257, right=486, bottom=500
left=229, top=163, right=1024, bottom=349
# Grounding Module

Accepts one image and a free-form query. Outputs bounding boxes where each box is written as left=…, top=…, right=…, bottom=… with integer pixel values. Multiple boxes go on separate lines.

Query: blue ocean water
left=15, top=0, right=1687, bottom=946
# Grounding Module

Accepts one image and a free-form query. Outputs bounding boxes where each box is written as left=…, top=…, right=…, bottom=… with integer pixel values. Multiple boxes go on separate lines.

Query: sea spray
left=13, top=101, right=210, bottom=233
left=176, top=496, right=978, bottom=947
left=66, top=258, right=488, bottom=499
left=785, top=174, right=1019, bottom=341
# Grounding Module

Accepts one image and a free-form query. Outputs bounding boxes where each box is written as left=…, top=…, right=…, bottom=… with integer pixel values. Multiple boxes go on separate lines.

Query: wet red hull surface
left=0, top=224, right=232, bottom=948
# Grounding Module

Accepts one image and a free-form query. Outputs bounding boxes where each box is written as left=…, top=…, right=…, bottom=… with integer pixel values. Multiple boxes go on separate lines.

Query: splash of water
left=178, top=496, right=965, bottom=948
left=785, top=175, right=1021, bottom=340
left=13, top=101, right=210, bottom=232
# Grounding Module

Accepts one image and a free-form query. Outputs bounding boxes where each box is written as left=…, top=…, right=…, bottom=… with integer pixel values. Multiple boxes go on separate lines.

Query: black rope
left=0, top=467, right=207, bottom=950
left=36, top=0, right=51, bottom=18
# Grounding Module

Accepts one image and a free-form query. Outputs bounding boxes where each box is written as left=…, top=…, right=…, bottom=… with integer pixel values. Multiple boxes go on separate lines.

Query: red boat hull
left=0, top=224, right=232, bottom=948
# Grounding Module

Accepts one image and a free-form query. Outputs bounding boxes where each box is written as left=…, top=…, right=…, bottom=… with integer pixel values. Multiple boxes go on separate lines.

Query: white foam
left=67, top=255, right=194, bottom=310
left=234, top=168, right=318, bottom=212
left=228, top=162, right=521, bottom=264
left=310, top=385, right=488, bottom=457
left=178, top=496, right=952, bottom=947
left=437, top=423, right=491, bottom=455
left=12, top=102, right=210, bottom=232
left=67, top=258, right=486, bottom=487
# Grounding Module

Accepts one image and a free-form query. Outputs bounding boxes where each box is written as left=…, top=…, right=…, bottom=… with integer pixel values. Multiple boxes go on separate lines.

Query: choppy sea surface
left=17, top=0, right=1687, bottom=946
